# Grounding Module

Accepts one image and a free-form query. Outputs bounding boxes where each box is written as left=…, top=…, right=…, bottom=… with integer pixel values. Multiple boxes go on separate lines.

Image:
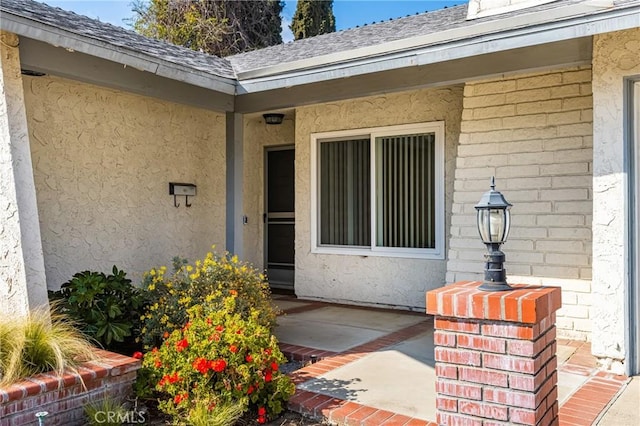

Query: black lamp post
left=475, top=177, right=513, bottom=291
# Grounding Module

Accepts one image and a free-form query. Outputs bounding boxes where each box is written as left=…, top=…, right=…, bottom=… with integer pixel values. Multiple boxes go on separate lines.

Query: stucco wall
left=23, top=75, right=227, bottom=289
left=294, top=86, right=464, bottom=310
left=447, top=66, right=594, bottom=340
left=592, top=28, right=640, bottom=372
left=0, top=31, right=48, bottom=316
left=242, top=113, right=295, bottom=268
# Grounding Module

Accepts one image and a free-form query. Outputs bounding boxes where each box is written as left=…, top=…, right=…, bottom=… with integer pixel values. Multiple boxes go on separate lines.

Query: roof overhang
left=17, top=37, right=235, bottom=112
left=235, top=0, right=639, bottom=102
left=0, top=9, right=237, bottom=101
left=234, top=36, right=592, bottom=113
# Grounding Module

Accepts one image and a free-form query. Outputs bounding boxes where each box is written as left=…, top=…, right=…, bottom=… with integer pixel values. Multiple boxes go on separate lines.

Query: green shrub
left=0, top=306, right=96, bottom=386
left=50, top=266, right=144, bottom=348
left=139, top=252, right=278, bottom=349
left=142, top=298, right=295, bottom=424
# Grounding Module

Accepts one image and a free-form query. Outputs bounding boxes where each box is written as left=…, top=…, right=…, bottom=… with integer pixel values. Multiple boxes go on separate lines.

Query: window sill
left=311, top=246, right=445, bottom=260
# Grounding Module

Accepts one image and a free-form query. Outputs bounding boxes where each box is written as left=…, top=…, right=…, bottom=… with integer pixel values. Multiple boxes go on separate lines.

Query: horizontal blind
left=319, top=139, right=371, bottom=246
left=376, top=133, right=435, bottom=248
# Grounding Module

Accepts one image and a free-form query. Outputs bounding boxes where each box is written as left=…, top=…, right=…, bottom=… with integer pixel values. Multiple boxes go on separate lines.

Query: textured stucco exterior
left=0, top=32, right=48, bottom=317
left=242, top=113, right=295, bottom=268
left=447, top=66, right=594, bottom=340
left=23, top=75, right=227, bottom=289
left=591, top=28, right=640, bottom=372
left=294, top=86, right=464, bottom=310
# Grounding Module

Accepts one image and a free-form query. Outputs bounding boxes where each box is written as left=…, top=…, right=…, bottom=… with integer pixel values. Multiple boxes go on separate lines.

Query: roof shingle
left=0, top=0, right=235, bottom=79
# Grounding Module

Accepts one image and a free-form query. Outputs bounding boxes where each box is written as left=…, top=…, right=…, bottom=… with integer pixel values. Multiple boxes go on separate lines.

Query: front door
left=264, top=147, right=295, bottom=291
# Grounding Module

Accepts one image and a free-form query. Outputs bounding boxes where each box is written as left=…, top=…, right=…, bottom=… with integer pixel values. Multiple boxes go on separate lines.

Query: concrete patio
left=272, top=295, right=639, bottom=425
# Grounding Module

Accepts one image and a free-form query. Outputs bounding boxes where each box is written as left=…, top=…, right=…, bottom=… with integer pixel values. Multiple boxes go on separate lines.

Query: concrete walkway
left=272, top=295, right=639, bottom=426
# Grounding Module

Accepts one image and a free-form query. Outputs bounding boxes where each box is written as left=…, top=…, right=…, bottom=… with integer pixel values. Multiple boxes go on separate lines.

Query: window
left=311, top=122, right=445, bottom=258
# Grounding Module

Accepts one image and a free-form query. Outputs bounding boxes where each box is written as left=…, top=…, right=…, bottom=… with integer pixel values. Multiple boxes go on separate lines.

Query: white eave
left=0, top=12, right=238, bottom=96
left=236, top=0, right=639, bottom=94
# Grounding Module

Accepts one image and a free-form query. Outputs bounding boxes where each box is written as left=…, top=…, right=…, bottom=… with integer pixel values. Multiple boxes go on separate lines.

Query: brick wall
left=0, top=350, right=140, bottom=426
left=427, top=281, right=562, bottom=425
left=447, top=66, right=593, bottom=340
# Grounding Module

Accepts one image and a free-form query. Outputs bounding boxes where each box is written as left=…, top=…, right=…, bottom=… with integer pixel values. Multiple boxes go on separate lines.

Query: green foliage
left=143, top=299, right=295, bottom=424
left=178, top=401, right=243, bottom=426
left=84, top=395, right=127, bottom=426
left=139, top=251, right=279, bottom=350
left=49, top=266, right=144, bottom=348
left=132, top=0, right=284, bottom=57
left=290, top=0, right=336, bottom=40
left=0, top=306, right=96, bottom=386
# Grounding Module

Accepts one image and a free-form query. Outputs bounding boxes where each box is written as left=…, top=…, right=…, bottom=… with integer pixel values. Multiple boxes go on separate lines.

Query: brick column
left=426, top=281, right=562, bottom=425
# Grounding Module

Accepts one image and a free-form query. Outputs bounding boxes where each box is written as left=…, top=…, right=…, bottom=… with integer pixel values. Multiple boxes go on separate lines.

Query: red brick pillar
left=426, top=281, right=562, bottom=426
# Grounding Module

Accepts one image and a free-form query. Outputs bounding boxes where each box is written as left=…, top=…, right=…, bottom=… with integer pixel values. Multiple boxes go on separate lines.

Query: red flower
left=271, top=361, right=279, bottom=371
left=163, top=331, right=170, bottom=339
left=168, top=372, right=180, bottom=384
left=158, top=376, right=167, bottom=387
left=152, top=347, right=159, bottom=353
left=264, top=348, right=272, bottom=356
left=257, top=416, right=266, bottom=424
left=230, top=289, right=238, bottom=296
left=132, top=351, right=143, bottom=359
left=236, top=329, right=243, bottom=335
left=230, top=345, right=238, bottom=353
left=245, top=354, right=253, bottom=363
left=154, top=360, right=162, bottom=368
left=264, top=370, right=273, bottom=382
left=193, top=357, right=210, bottom=375
left=215, top=325, right=224, bottom=332
left=176, top=338, right=189, bottom=352
left=182, top=322, right=192, bottom=331
left=206, top=318, right=212, bottom=325
left=258, top=407, right=266, bottom=416
left=174, top=392, right=188, bottom=405
left=211, top=359, right=227, bottom=372
left=247, top=385, right=255, bottom=394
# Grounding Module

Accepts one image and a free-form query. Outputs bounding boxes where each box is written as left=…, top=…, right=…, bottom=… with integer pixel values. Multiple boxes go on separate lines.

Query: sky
left=44, top=1, right=461, bottom=43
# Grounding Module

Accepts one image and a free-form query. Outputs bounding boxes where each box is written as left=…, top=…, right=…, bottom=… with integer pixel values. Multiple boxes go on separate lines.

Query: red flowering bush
left=143, top=296, right=295, bottom=424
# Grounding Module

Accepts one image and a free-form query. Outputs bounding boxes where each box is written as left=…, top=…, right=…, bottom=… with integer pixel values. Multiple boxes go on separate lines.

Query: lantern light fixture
left=263, top=113, right=284, bottom=125
left=474, top=177, right=513, bottom=291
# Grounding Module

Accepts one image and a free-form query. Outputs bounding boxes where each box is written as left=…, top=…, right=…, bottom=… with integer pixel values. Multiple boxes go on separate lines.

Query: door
left=265, top=147, right=295, bottom=290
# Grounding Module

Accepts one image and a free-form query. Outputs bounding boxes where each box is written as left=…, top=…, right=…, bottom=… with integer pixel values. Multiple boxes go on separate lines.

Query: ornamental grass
left=0, top=304, right=96, bottom=387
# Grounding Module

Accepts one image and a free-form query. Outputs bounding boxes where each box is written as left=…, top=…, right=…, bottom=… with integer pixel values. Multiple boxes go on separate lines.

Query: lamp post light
left=475, top=177, right=513, bottom=291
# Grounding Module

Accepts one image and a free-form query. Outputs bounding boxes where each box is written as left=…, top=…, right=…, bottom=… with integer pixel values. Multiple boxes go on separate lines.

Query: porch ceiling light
left=263, top=113, right=284, bottom=125
left=475, top=177, right=513, bottom=291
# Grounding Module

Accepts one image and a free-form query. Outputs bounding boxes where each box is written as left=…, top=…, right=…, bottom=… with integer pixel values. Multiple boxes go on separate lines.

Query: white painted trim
left=310, top=122, right=445, bottom=260
left=236, top=2, right=639, bottom=94
left=467, top=0, right=565, bottom=20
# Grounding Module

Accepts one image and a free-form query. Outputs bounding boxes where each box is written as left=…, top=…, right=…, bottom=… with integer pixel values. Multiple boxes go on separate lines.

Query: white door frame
left=626, top=78, right=640, bottom=376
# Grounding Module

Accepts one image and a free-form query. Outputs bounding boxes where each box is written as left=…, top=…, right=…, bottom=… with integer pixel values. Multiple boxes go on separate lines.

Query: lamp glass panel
left=477, top=208, right=507, bottom=243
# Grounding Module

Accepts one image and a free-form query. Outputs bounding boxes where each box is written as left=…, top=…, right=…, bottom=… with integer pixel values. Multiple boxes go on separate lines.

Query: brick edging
left=0, top=349, right=141, bottom=424
left=282, top=318, right=433, bottom=424
left=558, top=372, right=628, bottom=426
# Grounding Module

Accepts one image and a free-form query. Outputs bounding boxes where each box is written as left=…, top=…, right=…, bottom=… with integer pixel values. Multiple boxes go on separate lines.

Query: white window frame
left=310, top=122, right=445, bottom=259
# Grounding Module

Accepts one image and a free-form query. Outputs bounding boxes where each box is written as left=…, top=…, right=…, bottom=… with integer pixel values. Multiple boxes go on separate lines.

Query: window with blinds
left=314, top=122, right=444, bottom=257
left=376, top=134, right=435, bottom=249
left=319, top=138, right=371, bottom=246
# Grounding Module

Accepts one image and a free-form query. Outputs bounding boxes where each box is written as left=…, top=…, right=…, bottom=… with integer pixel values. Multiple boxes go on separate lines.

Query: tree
left=132, top=0, right=284, bottom=57
left=290, top=0, right=336, bottom=40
